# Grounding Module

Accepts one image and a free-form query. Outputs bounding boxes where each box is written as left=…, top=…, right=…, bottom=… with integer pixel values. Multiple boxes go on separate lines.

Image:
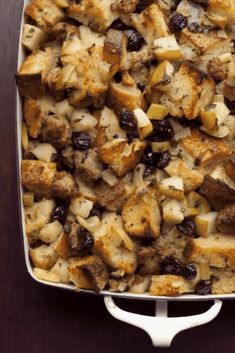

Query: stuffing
left=30, top=245, right=58, bottom=270
left=108, top=82, right=147, bottom=113
left=184, top=234, right=235, bottom=270
left=22, top=24, right=47, bottom=51
left=149, top=275, right=193, bottom=296
left=211, top=268, right=235, bottom=294
left=165, top=159, right=204, bottom=193
left=24, top=97, right=45, bottom=138
left=52, top=171, right=79, bottom=199
left=74, top=148, right=103, bottom=183
left=200, top=167, right=235, bottom=210
left=159, top=63, right=215, bottom=120
left=131, top=4, right=170, bottom=45
left=24, top=199, right=55, bottom=243
left=51, top=22, right=80, bottom=41
left=25, top=0, right=65, bottom=32
left=181, top=129, right=232, bottom=166
left=42, top=115, right=72, bottom=149
left=103, top=29, right=127, bottom=75
left=99, top=139, right=146, bottom=177
left=69, top=255, right=109, bottom=292
left=53, top=231, right=70, bottom=259
left=137, top=246, right=160, bottom=275
left=109, top=275, right=135, bottom=293
left=67, top=0, right=119, bottom=32
left=208, top=0, right=235, bottom=23
left=111, top=0, right=138, bottom=13
left=94, top=180, right=126, bottom=211
left=93, top=213, right=137, bottom=274
left=16, top=45, right=60, bottom=97
left=121, top=189, right=161, bottom=238
left=21, top=160, right=57, bottom=195
left=217, top=203, right=235, bottom=235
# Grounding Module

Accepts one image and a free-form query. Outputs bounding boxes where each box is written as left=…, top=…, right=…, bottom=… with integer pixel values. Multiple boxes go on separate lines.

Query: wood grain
left=0, top=1, right=235, bottom=352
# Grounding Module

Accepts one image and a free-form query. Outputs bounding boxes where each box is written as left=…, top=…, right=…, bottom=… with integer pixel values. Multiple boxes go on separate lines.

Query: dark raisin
left=127, top=130, right=139, bottom=143
left=160, top=256, right=185, bottom=276
left=51, top=153, right=74, bottom=173
left=177, top=219, right=196, bottom=237
left=89, top=207, right=103, bottom=219
left=195, top=280, right=212, bottom=295
left=184, top=263, right=197, bottom=280
left=156, top=151, right=171, bottom=169
left=51, top=203, right=67, bottom=225
left=142, top=147, right=157, bottom=165
left=226, top=100, right=235, bottom=115
left=149, top=118, right=174, bottom=142
left=110, top=19, right=130, bottom=30
left=72, top=132, right=91, bottom=150
left=136, top=0, right=155, bottom=12
left=119, top=110, right=137, bottom=131
left=192, top=0, right=208, bottom=6
left=188, top=22, right=203, bottom=33
left=180, top=117, right=202, bottom=128
left=126, top=29, right=146, bottom=52
left=76, top=231, right=94, bottom=255
left=169, top=12, right=188, bottom=33
left=144, top=165, right=157, bottom=178
left=113, top=72, right=122, bottom=83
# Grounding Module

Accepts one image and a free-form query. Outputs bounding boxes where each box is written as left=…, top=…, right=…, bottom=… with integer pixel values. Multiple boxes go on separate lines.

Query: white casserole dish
left=17, top=0, right=231, bottom=347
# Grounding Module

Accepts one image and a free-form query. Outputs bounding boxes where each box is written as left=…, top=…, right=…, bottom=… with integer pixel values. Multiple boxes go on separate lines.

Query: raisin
left=119, top=111, right=137, bottom=131
left=177, top=219, right=196, bottom=237
left=127, top=130, right=139, bottom=143
left=89, top=207, right=103, bottom=219
left=72, top=132, right=91, bottom=150
left=142, top=147, right=157, bottom=165
left=143, top=165, right=157, bottom=178
left=195, top=280, right=212, bottom=295
left=51, top=153, right=74, bottom=173
left=184, top=263, right=197, bottom=280
left=110, top=19, right=130, bottom=30
left=188, top=22, right=203, bottom=33
left=160, top=256, right=185, bottom=276
left=76, top=231, right=94, bottom=255
left=126, top=29, right=146, bottom=51
left=149, top=118, right=174, bottom=142
left=136, top=0, right=155, bottom=12
left=169, top=12, right=188, bottom=33
left=51, top=203, right=67, bottom=225
left=156, top=151, right=171, bottom=170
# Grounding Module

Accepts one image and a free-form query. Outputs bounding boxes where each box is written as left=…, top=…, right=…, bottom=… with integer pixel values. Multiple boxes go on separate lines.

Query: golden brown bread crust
left=122, top=189, right=161, bottom=238
left=42, top=115, right=72, bottom=149
left=52, top=171, right=79, bottom=199
left=216, top=204, right=235, bottom=235
left=24, top=97, right=44, bottom=138
left=184, top=234, right=235, bottom=270
left=150, top=275, right=193, bottom=296
left=94, top=180, right=126, bottom=211
left=181, top=129, right=232, bottom=166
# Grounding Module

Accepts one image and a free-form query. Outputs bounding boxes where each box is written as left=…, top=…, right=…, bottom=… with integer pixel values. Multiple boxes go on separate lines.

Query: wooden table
left=1, top=1, right=235, bottom=352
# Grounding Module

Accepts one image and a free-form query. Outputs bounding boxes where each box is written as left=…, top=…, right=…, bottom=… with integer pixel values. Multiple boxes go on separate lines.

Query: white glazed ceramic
left=17, top=1, right=232, bottom=347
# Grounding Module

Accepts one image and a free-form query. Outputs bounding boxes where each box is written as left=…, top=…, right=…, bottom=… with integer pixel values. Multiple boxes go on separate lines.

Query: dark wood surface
left=1, top=1, right=235, bottom=352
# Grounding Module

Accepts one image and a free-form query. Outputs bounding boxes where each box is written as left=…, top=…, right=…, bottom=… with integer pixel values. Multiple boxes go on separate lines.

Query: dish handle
left=104, top=296, right=222, bottom=347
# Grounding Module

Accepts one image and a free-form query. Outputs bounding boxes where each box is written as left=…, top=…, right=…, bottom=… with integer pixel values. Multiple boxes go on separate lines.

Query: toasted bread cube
left=22, top=24, right=47, bottom=51
left=161, top=63, right=215, bottom=120
left=69, top=255, right=109, bottom=292
left=159, top=176, right=184, bottom=200
left=74, top=148, right=103, bottom=183
left=184, top=234, right=235, bottom=270
left=180, top=28, right=229, bottom=55
left=181, top=129, right=232, bottom=166
left=22, top=160, right=57, bottom=194
left=94, top=180, right=126, bottom=211
left=131, top=4, right=169, bottom=45
left=208, top=0, right=235, bottom=23
left=94, top=213, right=137, bottom=274
left=52, top=171, right=79, bottom=199
left=99, top=139, right=146, bottom=177
left=69, top=197, right=93, bottom=218
left=162, top=199, right=184, bottom=225
left=24, top=97, right=45, bottom=138
left=149, top=275, right=193, bottom=296
left=39, top=221, right=63, bottom=243
left=17, top=46, right=60, bottom=97
left=128, top=275, right=151, bottom=294
left=33, top=268, right=60, bottom=282
left=103, top=29, right=127, bottom=76
left=217, top=203, right=235, bottom=235
left=165, top=159, right=204, bottom=193
left=25, top=199, right=55, bottom=242
left=51, top=258, right=70, bottom=283
left=67, top=0, right=118, bottom=32
left=52, top=231, right=70, bottom=259
left=30, top=245, right=58, bottom=270
left=42, top=115, right=71, bottom=149
left=211, top=268, right=235, bottom=294
left=51, top=22, right=80, bottom=41
left=108, top=82, right=147, bottom=114
left=195, top=212, right=217, bottom=238
left=25, top=0, right=65, bottom=32
left=122, top=189, right=161, bottom=238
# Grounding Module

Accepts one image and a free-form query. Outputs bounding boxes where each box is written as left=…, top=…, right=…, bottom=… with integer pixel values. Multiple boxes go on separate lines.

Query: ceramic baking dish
left=16, top=0, right=232, bottom=347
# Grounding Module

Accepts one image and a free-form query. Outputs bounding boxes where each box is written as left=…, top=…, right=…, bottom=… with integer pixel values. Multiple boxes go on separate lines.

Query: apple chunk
left=195, top=212, right=217, bottom=237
